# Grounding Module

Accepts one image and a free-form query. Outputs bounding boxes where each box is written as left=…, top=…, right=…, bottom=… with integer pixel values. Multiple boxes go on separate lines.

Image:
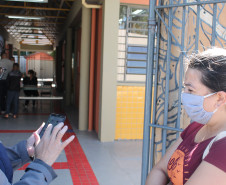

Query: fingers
left=36, top=122, right=45, bottom=135
left=62, top=135, right=75, bottom=149
left=33, top=132, right=40, bottom=146
left=56, top=125, right=68, bottom=141
left=42, top=124, right=53, bottom=139
left=51, top=122, right=64, bottom=140
left=27, top=146, right=35, bottom=157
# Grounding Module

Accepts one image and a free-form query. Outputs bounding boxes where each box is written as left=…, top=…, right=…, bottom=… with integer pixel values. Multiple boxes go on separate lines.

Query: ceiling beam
left=65, top=1, right=72, bottom=8
left=55, top=0, right=65, bottom=24
left=0, top=20, right=64, bottom=24
left=7, top=29, right=58, bottom=34
left=0, top=13, right=66, bottom=19
left=0, top=5, right=70, bottom=11
left=57, top=0, right=81, bottom=43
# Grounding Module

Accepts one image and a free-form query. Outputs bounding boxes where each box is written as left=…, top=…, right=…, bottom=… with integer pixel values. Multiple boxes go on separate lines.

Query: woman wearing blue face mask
left=145, top=48, right=226, bottom=185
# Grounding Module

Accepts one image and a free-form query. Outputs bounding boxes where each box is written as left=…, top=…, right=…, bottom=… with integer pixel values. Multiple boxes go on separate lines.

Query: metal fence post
left=141, top=0, right=156, bottom=184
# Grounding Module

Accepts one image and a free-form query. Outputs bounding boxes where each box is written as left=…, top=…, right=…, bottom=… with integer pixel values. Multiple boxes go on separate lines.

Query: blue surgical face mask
left=181, top=92, right=217, bottom=124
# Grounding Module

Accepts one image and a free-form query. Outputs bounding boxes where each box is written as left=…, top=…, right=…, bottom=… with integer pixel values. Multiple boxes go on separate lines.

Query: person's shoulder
left=204, top=133, right=226, bottom=173
left=212, top=135, right=226, bottom=147
left=8, top=71, right=13, bottom=75
left=23, top=76, right=29, bottom=81
left=15, top=71, right=22, bottom=76
left=0, top=60, right=5, bottom=65
left=0, top=58, right=10, bottom=62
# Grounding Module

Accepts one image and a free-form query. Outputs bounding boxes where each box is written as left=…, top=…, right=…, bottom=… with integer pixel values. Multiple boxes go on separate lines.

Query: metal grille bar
left=141, top=0, right=156, bottom=184
left=156, top=0, right=226, bottom=8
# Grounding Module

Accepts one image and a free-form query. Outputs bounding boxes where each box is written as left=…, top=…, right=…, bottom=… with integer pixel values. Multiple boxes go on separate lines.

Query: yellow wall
left=115, top=85, right=145, bottom=140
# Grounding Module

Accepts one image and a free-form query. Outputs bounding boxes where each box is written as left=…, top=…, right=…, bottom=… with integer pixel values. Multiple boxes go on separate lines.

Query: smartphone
left=39, top=113, right=66, bottom=138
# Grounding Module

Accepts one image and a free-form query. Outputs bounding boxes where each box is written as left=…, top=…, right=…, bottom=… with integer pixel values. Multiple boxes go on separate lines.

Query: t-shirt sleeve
left=204, top=138, right=226, bottom=172
left=180, top=122, right=199, bottom=140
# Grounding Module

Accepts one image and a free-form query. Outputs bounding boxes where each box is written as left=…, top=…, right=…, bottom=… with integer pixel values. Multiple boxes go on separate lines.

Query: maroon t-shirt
left=167, top=122, right=226, bottom=185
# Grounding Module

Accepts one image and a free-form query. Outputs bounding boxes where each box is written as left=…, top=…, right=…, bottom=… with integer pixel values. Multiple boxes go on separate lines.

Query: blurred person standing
left=4, top=63, right=22, bottom=119
left=0, top=53, right=13, bottom=114
left=10, top=56, right=15, bottom=63
left=23, top=70, right=39, bottom=108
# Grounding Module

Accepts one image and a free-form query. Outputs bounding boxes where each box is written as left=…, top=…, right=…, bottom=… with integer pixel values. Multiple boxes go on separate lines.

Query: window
left=118, top=5, right=149, bottom=82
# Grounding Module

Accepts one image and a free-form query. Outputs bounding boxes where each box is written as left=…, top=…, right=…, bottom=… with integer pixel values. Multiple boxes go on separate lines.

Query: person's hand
left=35, top=122, right=75, bottom=166
left=27, top=123, right=45, bottom=157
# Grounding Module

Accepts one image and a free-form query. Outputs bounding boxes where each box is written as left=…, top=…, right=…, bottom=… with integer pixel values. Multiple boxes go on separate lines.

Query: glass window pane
left=119, top=6, right=127, bottom=29
left=127, top=53, right=147, bottom=61
left=130, top=8, right=149, bottom=16
left=128, top=46, right=147, bottom=53
left=127, top=61, right=147, bottom=68
left=127, top=68, right=146, bottom=74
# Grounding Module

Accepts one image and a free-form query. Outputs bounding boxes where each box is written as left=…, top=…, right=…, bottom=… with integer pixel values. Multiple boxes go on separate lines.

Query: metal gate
left=141, top=0, right=226, bottom=184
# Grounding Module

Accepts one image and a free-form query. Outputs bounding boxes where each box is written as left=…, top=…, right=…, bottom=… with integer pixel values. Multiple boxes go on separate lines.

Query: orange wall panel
left=26, top=52, right=53, bottom=61
left=120, top=0, right=149, bottom=5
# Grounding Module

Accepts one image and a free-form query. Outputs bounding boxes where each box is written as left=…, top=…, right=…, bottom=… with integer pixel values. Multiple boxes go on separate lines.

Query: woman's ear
left=216, top=91, right=226, bottom=107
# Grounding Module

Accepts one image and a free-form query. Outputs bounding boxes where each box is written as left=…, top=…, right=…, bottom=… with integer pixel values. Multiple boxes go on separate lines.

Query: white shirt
left=0, top=59, right=13, bottom=80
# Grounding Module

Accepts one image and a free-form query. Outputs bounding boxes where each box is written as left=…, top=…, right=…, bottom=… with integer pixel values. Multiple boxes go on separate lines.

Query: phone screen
left=39, top=113, right=66, bottom=138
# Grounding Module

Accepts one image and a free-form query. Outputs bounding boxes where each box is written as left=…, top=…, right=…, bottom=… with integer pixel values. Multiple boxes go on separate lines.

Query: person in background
left=4, top=63, right=22, bottom=119
left=0, top=52, right=13, bottom=114
left=23, top=69, right=39, bottom=108
left=10, top=56, right=15, bottom=63
left=145, top=48, right=226, bottom=185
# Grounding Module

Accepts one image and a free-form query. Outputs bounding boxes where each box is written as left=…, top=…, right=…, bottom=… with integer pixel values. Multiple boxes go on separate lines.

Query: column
left=78, top=6, right=91, bottom=130
left=17, top=50, right=20, bottom=65
left=65, top=28, right=72, bottom=106
left=98, top=0, right=120, bottom=141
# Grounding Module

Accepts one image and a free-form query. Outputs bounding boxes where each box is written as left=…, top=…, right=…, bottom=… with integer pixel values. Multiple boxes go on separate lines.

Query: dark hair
left=187, top=48, right=226, bottom=92
left=13, top=63, right=19, bottom=68
left=1, top=52, right=6, bottom=57
left=28, top=69, right=34, bottom=75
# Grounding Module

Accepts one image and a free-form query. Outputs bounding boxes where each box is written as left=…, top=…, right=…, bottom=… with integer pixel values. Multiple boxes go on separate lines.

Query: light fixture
left=6, top=15, right=44, bottom=20
left=21, top=36, right=48, bottom=39
left=22, top=33, right=45, bottom=36
left=21, top=40, right=52, bottom=44
left=5, top=0, right=48, bottom=3
left=17, top=26, right=44, bottom=30
left=22, top=42, right=52, bottom=45
left=21, top=36, right=47, bottom=39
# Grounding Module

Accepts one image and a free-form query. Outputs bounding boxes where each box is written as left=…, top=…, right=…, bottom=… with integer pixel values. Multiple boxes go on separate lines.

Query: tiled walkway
left=0, top=100, right=142, bottom=185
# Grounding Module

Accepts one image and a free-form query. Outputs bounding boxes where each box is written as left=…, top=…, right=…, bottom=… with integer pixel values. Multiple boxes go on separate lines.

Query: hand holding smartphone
left=34, top=113, right=75, bottom=166
left=39, top=113, right=66, bottom=138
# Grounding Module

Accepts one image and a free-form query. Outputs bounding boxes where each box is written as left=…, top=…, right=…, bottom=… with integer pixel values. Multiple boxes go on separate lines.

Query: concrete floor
left=75, top=131, right=142, bottom=185
left=0, top=100, right=143, bottom=185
